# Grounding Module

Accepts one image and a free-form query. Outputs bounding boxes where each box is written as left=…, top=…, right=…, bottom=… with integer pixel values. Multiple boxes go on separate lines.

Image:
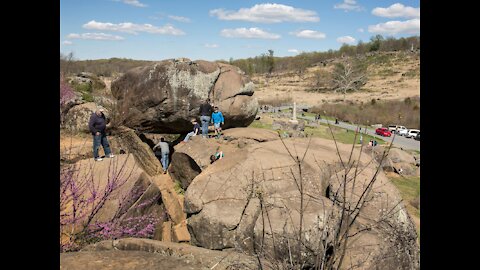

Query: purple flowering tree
left=60, top=154, right=161, bottom=252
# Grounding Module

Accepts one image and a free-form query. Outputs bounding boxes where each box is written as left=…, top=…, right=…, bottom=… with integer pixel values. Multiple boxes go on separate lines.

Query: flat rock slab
left=60, top=250, right=198, bottom=270
left=62, top=238, right=271, bottom=270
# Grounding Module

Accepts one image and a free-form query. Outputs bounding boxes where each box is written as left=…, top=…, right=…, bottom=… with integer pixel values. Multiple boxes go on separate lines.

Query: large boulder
left=373, top=147, right=418, bottom=176
left=111, top=59, right=258, bottom=133
left=62, top=102, right=108, bottom=133
left=168, top=135, right=239, bottom=189
left=68, top=72, right=107, bottom=91
left=184, top=137, right=419, bottom=269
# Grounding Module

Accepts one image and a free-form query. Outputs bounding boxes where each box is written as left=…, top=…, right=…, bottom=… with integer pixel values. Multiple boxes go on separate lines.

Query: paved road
left=260, top=105, right=420, bottom=151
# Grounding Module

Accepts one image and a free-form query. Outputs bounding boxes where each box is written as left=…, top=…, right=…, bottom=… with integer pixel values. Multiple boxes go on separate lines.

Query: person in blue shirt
left=211, top=106, right=224, bottom=139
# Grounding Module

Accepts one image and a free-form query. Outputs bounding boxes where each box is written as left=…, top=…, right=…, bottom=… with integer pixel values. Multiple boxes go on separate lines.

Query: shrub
left=82, top=92, right=94, bottom=102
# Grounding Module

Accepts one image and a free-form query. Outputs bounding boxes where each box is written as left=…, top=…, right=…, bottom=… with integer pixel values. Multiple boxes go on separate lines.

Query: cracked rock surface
left=111, top=59, right=258, bottom=133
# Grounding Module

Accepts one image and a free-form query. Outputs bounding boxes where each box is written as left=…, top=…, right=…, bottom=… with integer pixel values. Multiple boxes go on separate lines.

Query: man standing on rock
left=88, top=108, right=115, bottom=161
left=199, top=98, right=213, bottom=138
left=153, top=137, right=170, bottom=174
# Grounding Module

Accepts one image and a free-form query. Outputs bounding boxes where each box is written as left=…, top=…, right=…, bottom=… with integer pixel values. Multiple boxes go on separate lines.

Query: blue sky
left=60, top=0, right=420, bottom=61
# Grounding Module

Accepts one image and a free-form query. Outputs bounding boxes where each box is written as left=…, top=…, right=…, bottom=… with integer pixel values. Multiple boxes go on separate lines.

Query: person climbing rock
left=153, top=137, right=170, bottom=174
left=88, top=108, right=114, bottom=161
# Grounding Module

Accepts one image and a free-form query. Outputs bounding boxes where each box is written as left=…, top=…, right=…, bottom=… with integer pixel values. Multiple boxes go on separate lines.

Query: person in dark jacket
left=88, top=108, right=114, bottom=161
left=199, top=98, right=213, bottom=138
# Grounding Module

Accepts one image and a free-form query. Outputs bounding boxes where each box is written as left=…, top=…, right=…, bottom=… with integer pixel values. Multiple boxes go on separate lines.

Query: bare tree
left=332, top=61, right=367, bottom=101
left=250, top=124, right=419, bottom=269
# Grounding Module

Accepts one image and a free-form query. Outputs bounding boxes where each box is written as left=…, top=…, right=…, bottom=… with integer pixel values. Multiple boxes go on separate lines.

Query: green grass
left=302, top=112, right=316, bottom=117
left=173, top=180, right=185, bottom=195
left=389, top=175, right=420, bottom=241
left=304, top=124, right=385, bottom=145
left=376, top=68, right=397, bottom=77
left=250, top=116, right=386, bottom=146
left=390, top=176, right=420, bottom=218
left=403, top=67, right=420, bottom=78
left=248, top=120, right=273, bottom=129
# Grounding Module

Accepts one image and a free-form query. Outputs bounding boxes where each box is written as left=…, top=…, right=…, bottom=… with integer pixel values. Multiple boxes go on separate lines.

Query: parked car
left=388, top=125, right=407, bottom=133
left=397, top=128, right=409, bottom=136
left=375, top=127, right=392, bottom=137
left=405, top=129, right=420, bottom=138
left=414, top=132, right=420, bottom=141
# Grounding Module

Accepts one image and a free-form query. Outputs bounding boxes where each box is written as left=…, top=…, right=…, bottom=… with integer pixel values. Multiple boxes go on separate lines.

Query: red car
left=375, top=127, right=392, bottom=137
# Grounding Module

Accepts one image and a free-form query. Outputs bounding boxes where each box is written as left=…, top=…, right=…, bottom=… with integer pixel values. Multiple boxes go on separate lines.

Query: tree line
left=60, top=35, right=419, bottom=77
left=60, top=53, right=153, bottom=76
left=228, top=35, right=419, bottom=75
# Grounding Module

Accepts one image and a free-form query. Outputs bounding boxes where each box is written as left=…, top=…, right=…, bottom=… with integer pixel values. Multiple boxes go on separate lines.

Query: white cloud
left=337, top=36, right=356, bottom=44
left=291, top=30, right=326, bottom=39
left=288, top=49, right=299, bottom=54
left=372, top=3, right=420, bottom=19
left=67, top=33, right=125, bottom=41
left=210, top=3, right=319, bottom=23
left=204, top=43, right=219, bottom=48
left=83, top=20, right=185, bottom=35
left=334, top=0, right=363, bottom=12
left=358, top=28, right=364, bottom=33
left=368, top=19, right=420, bottom=35
left=168, top=15, right=191, bottom=23
left=114, top=0, right=147, bottom=8
left=220, top=27, right=281, bottom=39
left=63, top=40, right=73, bottom=45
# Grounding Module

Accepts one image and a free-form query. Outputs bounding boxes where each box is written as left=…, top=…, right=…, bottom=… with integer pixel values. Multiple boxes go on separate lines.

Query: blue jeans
left=161, top=153, right=169, bottom=171
left=200, top=116, right=210, bottom=137
left=184, top=131, right=195, bottom=142
left=93, top=133, right=111, bottom=158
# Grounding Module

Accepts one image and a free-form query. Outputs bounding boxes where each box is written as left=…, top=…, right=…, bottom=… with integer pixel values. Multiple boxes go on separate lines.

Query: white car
left=405, top=129, right=420, bottom=138
left=388, top=125, right=407, bottom=133
left=397, top=128, right=409, bottom=136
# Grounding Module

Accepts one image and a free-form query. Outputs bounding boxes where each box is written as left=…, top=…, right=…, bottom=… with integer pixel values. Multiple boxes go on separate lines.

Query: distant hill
left=228, top=35, right=419, bottom=75
left=60, top=56, right=153, bottom=77
left=252, top=50, right=420, bottom=105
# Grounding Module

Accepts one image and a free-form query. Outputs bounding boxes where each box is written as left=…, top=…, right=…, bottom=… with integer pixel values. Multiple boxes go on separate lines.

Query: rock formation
left=111, top=59, right=258, bottom=133
left=182, top=136, right=419, bottom=269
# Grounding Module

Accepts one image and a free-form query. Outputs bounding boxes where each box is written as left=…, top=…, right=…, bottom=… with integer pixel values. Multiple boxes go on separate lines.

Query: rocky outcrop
left=272, top=119, right=306, bottom=131
left=183, top=137, right=419, bottom=269
left=68, top=72, right=107, bottom=91
left=111, top=59, right=258, bottom=133
left=222, top=127, right=279, bottom=142
left=373, top=146, right=419, bottom=176
left=62, top=102, right=108, bottom=133
left=60, top=238, right=272, bottom=270
left=114, top=126, right=189, bottom=241
left=168, top=135, right=238, bottom=190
